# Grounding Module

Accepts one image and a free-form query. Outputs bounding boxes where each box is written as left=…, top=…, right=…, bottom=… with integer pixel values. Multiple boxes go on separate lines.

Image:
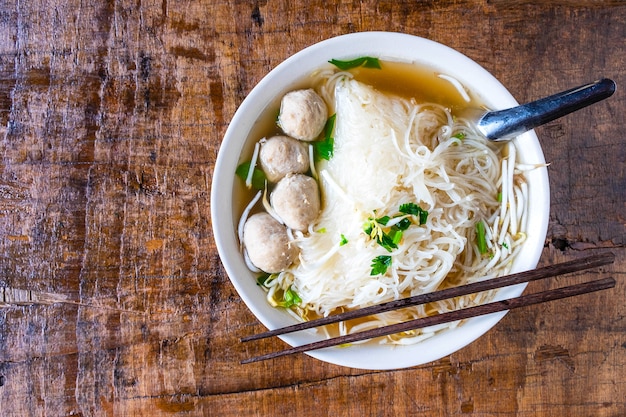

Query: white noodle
left=308, top=144, right=318, bottom=179
left=262, top=185, right=283, bottom=224
left=237, top=190, right=262, bottom=248
left=245, top=141, right=261, bottom=189
left=507, top=143, right=517, bottom=236
left=438, top=74, right=471, bottom=102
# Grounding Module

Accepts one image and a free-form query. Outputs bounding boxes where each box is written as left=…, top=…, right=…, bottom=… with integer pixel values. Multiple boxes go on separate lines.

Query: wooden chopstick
left=241, top=252, right=615, bottom=343
left=241, top=276, right=615, bottom=364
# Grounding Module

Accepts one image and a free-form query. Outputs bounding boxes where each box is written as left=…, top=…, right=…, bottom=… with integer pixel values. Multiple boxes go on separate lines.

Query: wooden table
left=0, top=1, right=624, bottom=415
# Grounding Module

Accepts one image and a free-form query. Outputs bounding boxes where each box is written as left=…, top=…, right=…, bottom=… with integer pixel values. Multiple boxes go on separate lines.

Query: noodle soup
left=235, top=59, right=530, bottom=343
left=212, top=33, right=549, bottom=369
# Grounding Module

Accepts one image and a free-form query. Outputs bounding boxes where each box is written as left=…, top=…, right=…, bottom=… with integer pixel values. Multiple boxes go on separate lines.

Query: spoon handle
left=478, top=78, right=616, bottom=141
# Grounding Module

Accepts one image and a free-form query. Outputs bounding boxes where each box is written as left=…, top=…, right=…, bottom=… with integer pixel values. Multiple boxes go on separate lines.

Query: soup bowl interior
left=211, top=32, right=549, bottom=370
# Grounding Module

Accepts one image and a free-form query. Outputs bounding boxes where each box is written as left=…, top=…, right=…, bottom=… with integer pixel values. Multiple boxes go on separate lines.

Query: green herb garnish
left=389, top=228, right=403, bottom=245
left=476, top=220, right=488, bottom=254
left=340, top=234, right=348, bottom=246
left=364, top=203, right=429, bottom=252
left=364, top=216, right=398, bottom=252
left=376, top=215, right=390, bottom=225
left=313, top=114, right=336, bottom=161
left=259, top=277, right=302, bottom=309
left=235, top=161, right=266, bottom=190
left=399, top=202, right=428, bottom=225
left=329, top=56, right=382, bottom=70
left=256, top=273, right=271, bottom=287
left=279, top=286, right=302, bottom=308
left=370, top=255, right=392, bottom=276
left=395, top=218, right=412, bottom=231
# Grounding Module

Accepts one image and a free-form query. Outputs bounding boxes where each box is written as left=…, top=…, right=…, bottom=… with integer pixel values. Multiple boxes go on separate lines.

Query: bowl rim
left=211, top=31, right=550, bottom=370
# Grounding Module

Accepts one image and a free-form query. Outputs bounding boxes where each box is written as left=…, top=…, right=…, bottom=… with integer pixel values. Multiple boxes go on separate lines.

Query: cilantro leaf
left=378, top=232, right=398, bottom=252
left=398, top=202, right=420, bottom=215
left=370, top=255, right=392, bottom=276
left=399, top=202, right=428, bottom=225
left=376, top=215, right=391, bottom=226
left=395, top=218, right=411, bottom=231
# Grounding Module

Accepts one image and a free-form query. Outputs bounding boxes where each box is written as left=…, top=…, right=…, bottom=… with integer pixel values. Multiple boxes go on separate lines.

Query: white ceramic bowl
left=211, top=32, right=549, bottom=370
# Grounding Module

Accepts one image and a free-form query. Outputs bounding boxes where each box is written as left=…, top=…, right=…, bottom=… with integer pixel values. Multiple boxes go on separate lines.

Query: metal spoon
left=475, top=78, right=616, bottom=141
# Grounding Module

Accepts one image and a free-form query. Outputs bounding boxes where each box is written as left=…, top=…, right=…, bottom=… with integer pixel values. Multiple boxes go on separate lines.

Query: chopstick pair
left=241, top=252, right=615, bottom=364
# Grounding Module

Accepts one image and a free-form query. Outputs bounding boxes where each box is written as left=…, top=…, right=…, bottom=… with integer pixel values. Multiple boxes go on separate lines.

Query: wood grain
left=0, top=0, right=624, bottom=416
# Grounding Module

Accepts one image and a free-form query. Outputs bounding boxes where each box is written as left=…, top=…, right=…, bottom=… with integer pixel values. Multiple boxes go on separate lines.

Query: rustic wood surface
left=0, top=0, right=624, bottom=415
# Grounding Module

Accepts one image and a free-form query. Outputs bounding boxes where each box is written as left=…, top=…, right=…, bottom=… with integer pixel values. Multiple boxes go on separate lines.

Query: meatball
left=243, top=212, right=298, bottom=273
left=271, top=174, right=320, bottom=231
left=278, top=89, right=328, bottom=141
left=259, top=135, right=309, bottom=182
